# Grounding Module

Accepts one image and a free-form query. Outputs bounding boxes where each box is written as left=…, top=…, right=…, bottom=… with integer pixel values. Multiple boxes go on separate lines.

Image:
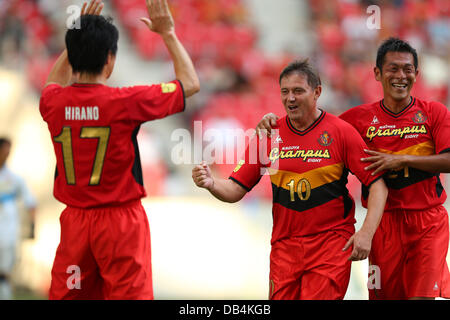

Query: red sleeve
left=39, top=83, right=63, bottom=117
left=122, top=80, right=185, bottom=123
left=229, top=135, right=267, bottom=191
left=340, top=121, right=382, bottom=187
left=339, top=108, right=361, bottom=134
left=429, top=101, right=450, bottom=154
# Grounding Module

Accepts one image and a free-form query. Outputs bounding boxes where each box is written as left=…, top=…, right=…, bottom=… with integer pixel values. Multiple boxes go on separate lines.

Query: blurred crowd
left=309, top=0, right=449, bottom=113
left=0, top=0, right=448, bottom=199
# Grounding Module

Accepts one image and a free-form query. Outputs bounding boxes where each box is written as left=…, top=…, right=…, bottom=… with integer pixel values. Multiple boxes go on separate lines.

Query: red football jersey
left=340, top=97, right=450, bottom=211
left=40, top=81, right=185, bottom=208
left=229, top=112, right=381, bottom=243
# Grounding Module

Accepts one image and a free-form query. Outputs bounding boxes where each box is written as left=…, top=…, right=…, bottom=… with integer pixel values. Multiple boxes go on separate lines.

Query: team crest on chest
left=412, top=110, right=427, bottom=124
left=318, top=131, right=333, bottom=147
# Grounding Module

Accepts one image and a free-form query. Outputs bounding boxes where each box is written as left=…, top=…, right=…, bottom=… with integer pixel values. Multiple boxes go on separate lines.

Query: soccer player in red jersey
left=192, top=60, right=388, bottom=300
left=256, top=38, right=450, bottom=300
left=340, top=38, right=450, bottom=300
left=39, top=0, right=199, bottom=299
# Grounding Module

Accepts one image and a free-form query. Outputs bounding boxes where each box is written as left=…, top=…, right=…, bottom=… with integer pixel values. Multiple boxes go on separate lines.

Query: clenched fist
left=192, top=161, right=214, bottom=190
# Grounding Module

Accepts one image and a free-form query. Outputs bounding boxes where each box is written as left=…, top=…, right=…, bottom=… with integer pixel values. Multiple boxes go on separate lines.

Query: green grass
left=13, top=286, right=46, bottom=300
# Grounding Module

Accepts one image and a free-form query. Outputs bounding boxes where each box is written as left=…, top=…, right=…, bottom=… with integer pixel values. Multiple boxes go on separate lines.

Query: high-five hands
left=81, top=0, right=104, bottom=16
left=140, top=0, right=175, bottom=36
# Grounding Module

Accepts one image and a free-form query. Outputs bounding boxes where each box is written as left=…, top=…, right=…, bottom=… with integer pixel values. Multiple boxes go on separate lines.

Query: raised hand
left=81, top=0, right=104, bottom=16
left=140, top=0, right=175, bottom=36
left=255, top=113, right=279, bottom=139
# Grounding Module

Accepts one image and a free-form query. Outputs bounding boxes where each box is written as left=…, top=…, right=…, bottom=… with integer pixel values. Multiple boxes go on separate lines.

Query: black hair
left=376, top=37, right=418, bottom=72
left=279, top=59, right=321, bottom=89
left=0, top=137, right=11, bottom=148
left=65, top=15, right=119, bottom=75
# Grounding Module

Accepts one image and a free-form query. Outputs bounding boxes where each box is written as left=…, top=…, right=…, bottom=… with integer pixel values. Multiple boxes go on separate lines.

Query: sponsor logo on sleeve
left=161, top=82, right=177, bottom=93
left=233, top=159, right=245, bottom=173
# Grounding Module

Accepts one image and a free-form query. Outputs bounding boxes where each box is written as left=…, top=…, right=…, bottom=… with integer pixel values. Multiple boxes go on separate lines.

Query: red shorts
left=368, top=205, right=450, bottom=300
left=49, top=200, right=153, bottom=300
left=269, top=230, right=352, bottom=300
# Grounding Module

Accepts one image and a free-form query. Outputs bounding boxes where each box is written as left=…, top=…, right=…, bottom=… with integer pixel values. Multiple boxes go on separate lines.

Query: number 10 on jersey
left=286, top=178, right=312, bottom=201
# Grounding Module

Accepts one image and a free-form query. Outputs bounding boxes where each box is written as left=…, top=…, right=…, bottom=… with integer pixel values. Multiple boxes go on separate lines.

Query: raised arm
left=192, top=162, right=247, bottom=203
left=44, top=0, right=104, bottom=87
left=140, top=0, right=200, bottom=97
left=44, top=50, right=72, bottom=88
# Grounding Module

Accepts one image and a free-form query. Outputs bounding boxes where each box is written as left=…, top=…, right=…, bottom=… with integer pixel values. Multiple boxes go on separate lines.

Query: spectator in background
left=0, top=137, right=37, bottom=300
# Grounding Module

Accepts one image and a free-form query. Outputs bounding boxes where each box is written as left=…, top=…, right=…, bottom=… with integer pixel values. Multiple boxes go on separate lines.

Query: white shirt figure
left=0, top=165, right=36, bottom=299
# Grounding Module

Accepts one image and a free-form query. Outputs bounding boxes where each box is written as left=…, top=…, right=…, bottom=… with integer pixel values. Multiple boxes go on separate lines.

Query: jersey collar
left=380, top=96, right=415, bottom=118
left=286, top=109, right=325, bottom=136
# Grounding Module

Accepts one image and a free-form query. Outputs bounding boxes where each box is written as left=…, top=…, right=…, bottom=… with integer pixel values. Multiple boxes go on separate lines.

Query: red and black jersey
left=340, top=97, right=450, bottom=211
left=230, top=112, right=381, bottom=244
left=39, top=81, right=185, bottom=208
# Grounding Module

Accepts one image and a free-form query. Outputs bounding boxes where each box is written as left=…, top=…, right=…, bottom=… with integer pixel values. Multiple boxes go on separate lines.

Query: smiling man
left=340, top=38, right=450, bottom=300
left=192, top=60, right=388, bottom=300
left=256, top=38, right=450, bottom=300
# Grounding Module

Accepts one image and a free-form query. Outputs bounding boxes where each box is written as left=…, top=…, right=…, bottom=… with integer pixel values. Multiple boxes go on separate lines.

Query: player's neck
left=289, top=109, right=322, bottom=131
left=76, top=72, right=107, bottom=85
left=382, top=95, right=412, bottom=114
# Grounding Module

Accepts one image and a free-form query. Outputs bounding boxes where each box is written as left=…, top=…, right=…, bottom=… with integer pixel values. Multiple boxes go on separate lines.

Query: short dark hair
left=0, top=137, right=11, bottom=148
left=65, top=15, right=119, bottom=75
left=376, top=37, right=418, bottom=71
left=279, top=59, right=321, bottom=89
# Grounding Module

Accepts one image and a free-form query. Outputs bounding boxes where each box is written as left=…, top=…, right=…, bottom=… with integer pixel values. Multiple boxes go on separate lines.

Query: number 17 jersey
left=39, top=81, right=185, bottom=208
